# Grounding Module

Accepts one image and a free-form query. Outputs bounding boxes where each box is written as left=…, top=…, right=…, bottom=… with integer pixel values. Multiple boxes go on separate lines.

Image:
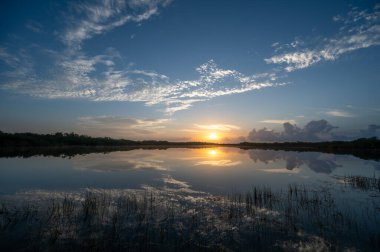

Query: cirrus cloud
left=194, top=124, right=240, bottom=131
left=77, top=115, right=170, bottom=138
left=1, top=3, right=379, bottom=117
left=325, top=110, right=354, bottom=118
left=266, top=5, right=380, bottom=72
left=259, top=119, right=297, bottom=124
left=62, top=0, right=172, bottom=49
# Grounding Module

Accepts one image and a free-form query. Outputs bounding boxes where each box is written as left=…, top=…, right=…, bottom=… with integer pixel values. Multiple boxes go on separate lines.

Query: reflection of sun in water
left=208, top=149, right=218, bottom=156
left=208, top=133, right=219, bottom=140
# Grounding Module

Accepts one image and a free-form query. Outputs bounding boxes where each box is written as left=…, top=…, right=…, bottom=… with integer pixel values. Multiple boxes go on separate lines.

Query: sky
left=0, top=0, right=380, bottom=142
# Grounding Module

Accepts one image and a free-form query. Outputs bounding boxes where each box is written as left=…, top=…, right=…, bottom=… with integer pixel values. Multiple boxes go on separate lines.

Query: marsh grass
left=0, top=185, right=379, bottom=251
left=339, top=175, right=380, bottom=192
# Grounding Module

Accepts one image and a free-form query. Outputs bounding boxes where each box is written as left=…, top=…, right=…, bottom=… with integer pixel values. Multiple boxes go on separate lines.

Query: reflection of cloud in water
left=73, top=151, right=166, bottom=172
left=163, top=175, right=190, bottom=188
left=159, top=175, right=208, bottom=195
left=374, top=163, right=380, bottom=171
left=248, top=150, right=340, bottom=174
left=260, top=168, right=300, bottom=174
left=279, top=233, right=331, bottom=251
left=195, top=160, right=241, bottom=167
left=2, top=175, right=205, bottom=203
left=364, top=160, right=380, bottom=171
left=2, top=183, right=375, bottom=251
left=3, top=174, right=209, bottom=205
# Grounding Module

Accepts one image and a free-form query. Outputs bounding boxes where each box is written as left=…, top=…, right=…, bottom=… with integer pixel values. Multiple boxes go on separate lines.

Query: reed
left=0, top=184, right=379, bottom=251
left=340, top=175, right=380, bottom=191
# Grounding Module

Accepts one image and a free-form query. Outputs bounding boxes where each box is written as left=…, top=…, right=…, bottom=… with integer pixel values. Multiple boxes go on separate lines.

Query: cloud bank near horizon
left=247, top=120, right=380, bottom=142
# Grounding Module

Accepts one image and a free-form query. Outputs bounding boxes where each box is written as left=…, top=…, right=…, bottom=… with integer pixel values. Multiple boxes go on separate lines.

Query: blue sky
left=0, top=0, right=379, bottom=141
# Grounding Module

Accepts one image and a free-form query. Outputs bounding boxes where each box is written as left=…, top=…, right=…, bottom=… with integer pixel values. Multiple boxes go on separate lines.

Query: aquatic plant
left=0, top=183, right=379, bottom=251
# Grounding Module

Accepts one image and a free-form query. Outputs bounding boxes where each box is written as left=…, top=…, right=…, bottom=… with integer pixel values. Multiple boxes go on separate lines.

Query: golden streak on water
left=208, top=149, right=218, bottom=156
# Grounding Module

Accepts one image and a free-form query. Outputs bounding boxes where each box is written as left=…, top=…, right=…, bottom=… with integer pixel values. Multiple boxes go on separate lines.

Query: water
left=1, top=147, right=379, bottom=250
left=1, top=147, right=379, bottom=196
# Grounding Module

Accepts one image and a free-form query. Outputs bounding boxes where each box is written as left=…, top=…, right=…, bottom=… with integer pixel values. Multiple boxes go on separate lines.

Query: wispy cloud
left=325, top=110, right=354, bottom=117
left=62, top=0, right=172, bottom=49
left=0, top=47, right=35, bottom=78
left=77, top=115, right=170, bottom=137
left=259, top=119, right=296, bottom=124
left=265, top=5, right=380, bottom=71
left=2, top=3, right=377, bottom=117
left=25, top=20, right=43, bottom=33
left=0, top=54, right=281, bottom=114
left=194, top=123, right=240, bottom=131
left=0, top=0, right=283, bottom=115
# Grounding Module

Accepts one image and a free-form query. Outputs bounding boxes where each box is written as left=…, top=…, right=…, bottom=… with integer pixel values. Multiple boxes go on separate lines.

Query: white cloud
left=11, top=2, right=379, bottom=117
left=194, top=124, right=240, bottom=131
left=77, top=115, right=170, bottom=137
left=247, top=120, right=340, bottom=142
left=25, top=20, right=43, bottom=33
left=62, top=0, right=171, bottom=49
left=0, top=53, right=280, bottom=114
left=0, top=47, right=35, bottom=78
left=265, top=6, right=380, bottom=71
left=259, top=119, right=296, bottom=124
left=178, top=129, right=203, bottom=133
left=0, top=0, right=284, bottom=115
left=325, top=110, right=354, bottom=117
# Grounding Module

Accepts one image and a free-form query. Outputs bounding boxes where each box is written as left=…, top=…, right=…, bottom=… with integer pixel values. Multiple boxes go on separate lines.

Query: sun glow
left=207, top=132, right=219, bottom=141
left=208, top=149, right=218, bottom=156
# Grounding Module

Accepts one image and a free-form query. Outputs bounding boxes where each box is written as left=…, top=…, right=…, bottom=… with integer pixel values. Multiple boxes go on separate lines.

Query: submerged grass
left=0, top=184, right=379, bottom=251
left=339, top=174, right=380, bottom=192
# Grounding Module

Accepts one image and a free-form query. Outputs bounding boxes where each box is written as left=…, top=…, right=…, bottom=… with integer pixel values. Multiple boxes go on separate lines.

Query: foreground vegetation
left=1, top=184, right=379, bottom=251
left=338, top=175, right=380, bottom=192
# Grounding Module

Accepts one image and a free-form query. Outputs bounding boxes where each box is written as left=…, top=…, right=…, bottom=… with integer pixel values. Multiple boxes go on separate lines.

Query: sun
left=207, top=132, right=219, bottom=141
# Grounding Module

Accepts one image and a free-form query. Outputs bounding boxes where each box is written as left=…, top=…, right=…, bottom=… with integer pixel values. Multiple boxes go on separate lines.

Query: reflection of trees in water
left=248, top=150, right=340, bottom=174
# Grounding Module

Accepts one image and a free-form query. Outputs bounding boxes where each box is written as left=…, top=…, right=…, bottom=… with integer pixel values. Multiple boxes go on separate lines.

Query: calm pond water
left=0, top=147, right=379, bottom=196
left=1, top=148, right=380, bottom=251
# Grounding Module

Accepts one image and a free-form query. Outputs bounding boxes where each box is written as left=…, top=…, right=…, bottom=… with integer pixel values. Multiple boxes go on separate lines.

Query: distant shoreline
left=1, top=131, right=379, bottom=147
left=1, top=131, right=380, bottom=160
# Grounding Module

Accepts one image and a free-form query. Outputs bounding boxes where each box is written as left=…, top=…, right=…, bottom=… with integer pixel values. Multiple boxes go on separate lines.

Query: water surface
left=1, top=147, right=379, bottom=196
left=1, top=147, right=380, bottom=250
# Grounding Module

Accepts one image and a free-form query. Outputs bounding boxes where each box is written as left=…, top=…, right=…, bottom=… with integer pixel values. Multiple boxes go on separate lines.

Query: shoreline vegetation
left=1, top=131, right=380, bottom=160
